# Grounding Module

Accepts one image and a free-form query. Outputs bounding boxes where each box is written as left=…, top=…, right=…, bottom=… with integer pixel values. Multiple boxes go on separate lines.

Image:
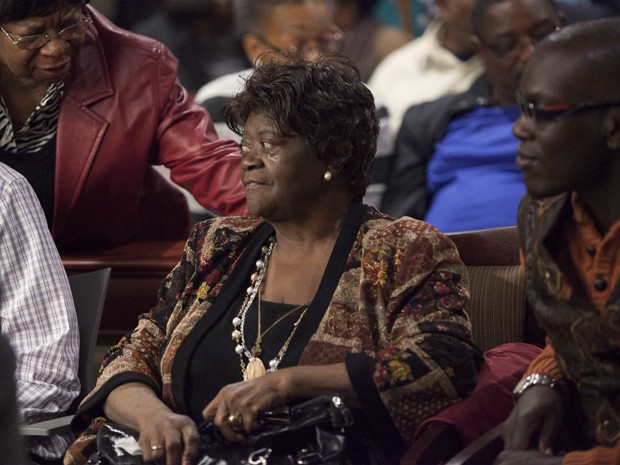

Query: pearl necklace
left=232, top=237, right=309, bottom=380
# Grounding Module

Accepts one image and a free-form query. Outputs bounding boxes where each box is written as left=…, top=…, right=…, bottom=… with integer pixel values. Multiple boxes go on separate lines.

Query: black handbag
left=86, top=395, right=353, bottom=465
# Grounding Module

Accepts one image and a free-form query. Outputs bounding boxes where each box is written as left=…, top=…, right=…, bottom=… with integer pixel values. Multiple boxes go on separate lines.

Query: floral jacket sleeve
left=304, top=213, right=483, bottom=458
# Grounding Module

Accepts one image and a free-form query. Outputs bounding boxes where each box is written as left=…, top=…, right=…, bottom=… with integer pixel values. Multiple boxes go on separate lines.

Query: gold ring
left=227, top=412, right=245, bottom=432
left=151, top=444, right=165, bottom=451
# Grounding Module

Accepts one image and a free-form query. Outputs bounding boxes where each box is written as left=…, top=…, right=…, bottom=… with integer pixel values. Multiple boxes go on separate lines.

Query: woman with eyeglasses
left=194, top=0, right=399, bottom=211
left=0, top=0, right=247, bottom=254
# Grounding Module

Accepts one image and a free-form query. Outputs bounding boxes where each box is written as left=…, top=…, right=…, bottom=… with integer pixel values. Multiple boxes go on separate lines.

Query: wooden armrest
left=61, top=240, right=185, bottom=338
left=401, top=422, right=462, bottom=464
left=447, top=226, right=520, bottom=267
left=20, top=415, right=72, bottom=436
left=445, top=423, right=504, bottom=465
left=61, top=240, right=184, bottom=273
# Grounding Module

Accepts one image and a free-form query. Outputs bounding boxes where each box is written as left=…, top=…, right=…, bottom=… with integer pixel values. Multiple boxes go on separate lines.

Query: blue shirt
left=424, top=106, right=525, bottom=232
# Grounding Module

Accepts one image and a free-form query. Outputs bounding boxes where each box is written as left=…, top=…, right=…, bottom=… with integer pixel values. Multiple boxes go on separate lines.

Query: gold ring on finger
left=227, top=412, right=245, bottom=432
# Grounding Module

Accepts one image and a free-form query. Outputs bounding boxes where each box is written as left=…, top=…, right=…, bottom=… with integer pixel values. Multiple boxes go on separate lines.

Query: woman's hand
left=201, top=364, right=357, bottom=442
left=136, top=410, right=201, bottom=465
left=202, top=370, right=292, bottom=442
left=104, top=382, right=201, bottom=465
left=502, top=385, right=564, bottom=453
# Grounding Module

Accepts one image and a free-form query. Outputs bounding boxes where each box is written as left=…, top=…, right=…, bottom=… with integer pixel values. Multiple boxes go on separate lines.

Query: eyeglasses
left=479, top=21, right=559, bottom=61
left=251, top=26, right=344, bottom=59
left=516, top=93, right=620, bottom=122
left=0, top=11, right=92, bottom=50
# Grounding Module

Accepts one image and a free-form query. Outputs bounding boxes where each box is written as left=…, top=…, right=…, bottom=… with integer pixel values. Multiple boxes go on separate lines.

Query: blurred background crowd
left=87, top=0, right=619, bottom=225
left=89, top=0, right=619, bottom=97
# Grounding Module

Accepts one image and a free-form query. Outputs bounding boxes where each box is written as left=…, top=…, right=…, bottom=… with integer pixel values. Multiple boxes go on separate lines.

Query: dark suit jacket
left=380, top=75, right=493, bottom=219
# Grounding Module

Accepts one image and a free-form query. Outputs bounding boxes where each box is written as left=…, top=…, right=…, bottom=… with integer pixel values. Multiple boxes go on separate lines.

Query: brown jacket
left=65, top=205, right=482, bottom=464
left=519, top=193, right=620, bottom=464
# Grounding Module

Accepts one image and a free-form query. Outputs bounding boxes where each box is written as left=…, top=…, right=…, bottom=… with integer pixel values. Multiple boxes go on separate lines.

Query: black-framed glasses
left=479, top=21, right=559, bottom=60
left=0, top=10, right=92, bottom=50
left=516, top=93, right=620, bottom=122
left=251, top=26, right=344, bottom=59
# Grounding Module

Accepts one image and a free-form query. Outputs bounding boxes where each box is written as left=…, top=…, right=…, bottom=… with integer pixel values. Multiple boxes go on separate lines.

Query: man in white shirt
left=0, top=162, right=79, bottom=463
left=368, top=0, right=483, bottom=138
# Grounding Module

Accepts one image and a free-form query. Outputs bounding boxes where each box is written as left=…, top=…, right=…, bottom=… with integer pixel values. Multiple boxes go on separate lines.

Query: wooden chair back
left=446, top=226, right=544, bottom=351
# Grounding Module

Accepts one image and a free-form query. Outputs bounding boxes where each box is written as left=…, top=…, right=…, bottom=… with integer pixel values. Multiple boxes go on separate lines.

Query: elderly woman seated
left=65, top=56, right=483, bottom=465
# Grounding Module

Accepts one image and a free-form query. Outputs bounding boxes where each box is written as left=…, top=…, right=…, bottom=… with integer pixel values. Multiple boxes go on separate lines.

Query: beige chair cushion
left=465, top=265, right=526, bottom=352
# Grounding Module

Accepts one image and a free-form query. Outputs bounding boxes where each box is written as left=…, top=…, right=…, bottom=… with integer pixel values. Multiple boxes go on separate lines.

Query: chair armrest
left=401, top=422, right=462, bottom=464
left=445, top=422, right=504, bottom=465
left=20, top=415, right=72, bottom=436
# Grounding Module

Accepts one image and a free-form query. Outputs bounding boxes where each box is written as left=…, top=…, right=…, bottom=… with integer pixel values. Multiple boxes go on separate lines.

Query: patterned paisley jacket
left=65, top=203, right=482, bottom=464
left=519, top=194, right=620, bottom=448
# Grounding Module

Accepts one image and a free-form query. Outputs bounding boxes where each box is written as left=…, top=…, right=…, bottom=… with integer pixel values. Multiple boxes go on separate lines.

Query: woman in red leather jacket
left=0, top=0, right=247, bottom=252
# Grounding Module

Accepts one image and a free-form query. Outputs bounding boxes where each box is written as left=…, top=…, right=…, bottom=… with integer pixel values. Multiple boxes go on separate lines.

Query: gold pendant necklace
left=245, top=291, right=309, bottom=379
left=232, top=237, right=310, bottom=380
left=245, top=356, right=267, bottom=379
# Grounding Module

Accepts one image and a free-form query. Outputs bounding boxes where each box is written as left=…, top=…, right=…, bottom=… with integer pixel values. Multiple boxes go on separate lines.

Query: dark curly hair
left=223, top=55, right=379, bottom=199
left=0, top=0, right=89, bottom=23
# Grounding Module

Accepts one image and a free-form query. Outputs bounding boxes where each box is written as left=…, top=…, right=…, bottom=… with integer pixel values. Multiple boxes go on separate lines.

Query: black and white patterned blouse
left=0, top=81, right=63, bottom=154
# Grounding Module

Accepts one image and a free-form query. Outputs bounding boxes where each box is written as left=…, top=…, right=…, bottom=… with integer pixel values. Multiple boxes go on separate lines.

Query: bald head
left=529, top=17, right=620, bottom=100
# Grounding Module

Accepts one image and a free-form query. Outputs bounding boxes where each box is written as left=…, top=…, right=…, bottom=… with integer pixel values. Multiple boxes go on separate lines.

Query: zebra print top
left=0, top=81, right=63, bottom=154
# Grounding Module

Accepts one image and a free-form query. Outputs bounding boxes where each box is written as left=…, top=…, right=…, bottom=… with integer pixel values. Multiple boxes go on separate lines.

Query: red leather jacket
left=54, top=7, right=247, bottom=252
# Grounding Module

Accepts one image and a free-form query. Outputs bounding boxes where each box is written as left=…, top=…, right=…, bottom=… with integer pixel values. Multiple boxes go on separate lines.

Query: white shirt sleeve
left=0, top=168, right=80, bottom=460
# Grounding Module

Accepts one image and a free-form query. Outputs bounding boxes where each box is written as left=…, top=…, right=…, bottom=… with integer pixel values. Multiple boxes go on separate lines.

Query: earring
left=323, top=170, right=332, bottom=182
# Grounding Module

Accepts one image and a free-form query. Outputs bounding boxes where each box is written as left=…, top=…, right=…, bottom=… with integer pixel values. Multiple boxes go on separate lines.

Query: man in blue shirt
left=381, top=0, right=564, bottom=232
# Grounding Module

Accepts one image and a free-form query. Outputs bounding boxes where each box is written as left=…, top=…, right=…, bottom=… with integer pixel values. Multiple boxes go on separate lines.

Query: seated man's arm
left=0, top=174, right=80, bottom=457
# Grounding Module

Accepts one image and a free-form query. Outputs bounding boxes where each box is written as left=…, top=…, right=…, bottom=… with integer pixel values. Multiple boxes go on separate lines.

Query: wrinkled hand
left=137, top=410, right=200, bottom=465
left=202, top=370, right=291, bottom=442
left=503, top=385, right=563, bottom=453
left=494, top=449, right=563, bottom=464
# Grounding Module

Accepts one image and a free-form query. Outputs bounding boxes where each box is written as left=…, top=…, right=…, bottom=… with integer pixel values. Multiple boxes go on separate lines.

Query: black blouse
left=186, top=294, right=309, bottom=422
left=0, top=136, right=56, bottom=226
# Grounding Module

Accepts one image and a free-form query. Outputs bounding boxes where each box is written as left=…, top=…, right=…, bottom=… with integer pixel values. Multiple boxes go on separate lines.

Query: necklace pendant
left=245, top=357, right=266, bottom=380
